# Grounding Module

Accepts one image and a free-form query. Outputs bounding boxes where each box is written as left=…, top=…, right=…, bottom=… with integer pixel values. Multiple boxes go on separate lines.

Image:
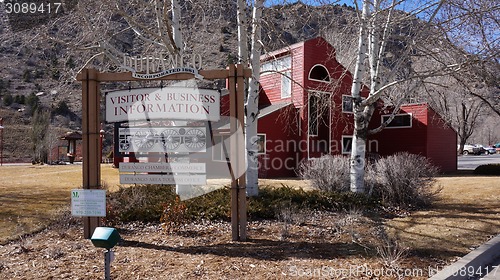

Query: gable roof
left=260, top=37, right=335, bottom=62
left=258, top=102, right=293, bottom=119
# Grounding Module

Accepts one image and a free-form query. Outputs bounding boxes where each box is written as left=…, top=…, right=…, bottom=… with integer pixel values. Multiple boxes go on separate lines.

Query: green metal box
left=91, top=227, right=120, bottom=249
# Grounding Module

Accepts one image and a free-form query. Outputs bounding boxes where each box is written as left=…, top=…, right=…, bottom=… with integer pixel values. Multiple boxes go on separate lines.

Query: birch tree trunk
left=245, top=0, right=264, bottom=197
left=237, top=0, right=248, bottom=65
left=349, top=0, right=370, bottom=193
left=349, top=0, right=453, bottom=193
left=171, top=0, right=183, bottom=53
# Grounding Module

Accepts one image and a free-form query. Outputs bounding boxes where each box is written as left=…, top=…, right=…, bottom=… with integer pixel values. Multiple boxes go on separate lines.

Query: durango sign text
left=105, top=87, right=220, bottom=123
left=122, top=53, right=203, bottom=79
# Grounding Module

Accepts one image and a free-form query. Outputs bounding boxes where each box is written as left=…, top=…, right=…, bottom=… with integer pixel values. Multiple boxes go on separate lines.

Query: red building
left=253, top=37, right=457, bottom=177
left=369, top=103, right=457, bottom=172
left=112, top=37, right=457, bottom=176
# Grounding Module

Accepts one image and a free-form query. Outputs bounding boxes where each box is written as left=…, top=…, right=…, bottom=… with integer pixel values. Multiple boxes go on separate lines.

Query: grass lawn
left=0, top=164, right=119, bottom=243
left=0, top=163, right=498, bottom=262
left=385, top=176, right=500, bottom=258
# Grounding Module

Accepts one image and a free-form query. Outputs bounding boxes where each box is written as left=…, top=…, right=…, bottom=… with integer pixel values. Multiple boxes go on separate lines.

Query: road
left=457, top=154, right=500, bottom=170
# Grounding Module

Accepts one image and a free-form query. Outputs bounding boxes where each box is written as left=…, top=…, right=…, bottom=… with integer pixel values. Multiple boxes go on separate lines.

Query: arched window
left=308, top=64, right=331, bottom=82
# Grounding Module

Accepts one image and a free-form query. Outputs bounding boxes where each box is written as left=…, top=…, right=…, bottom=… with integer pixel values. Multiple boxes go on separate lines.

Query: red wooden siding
left=257, top=105, right=300, bottom=178
left=369, top=103, right=457, bottom=172
left=426, top=107, right=457, bottom=172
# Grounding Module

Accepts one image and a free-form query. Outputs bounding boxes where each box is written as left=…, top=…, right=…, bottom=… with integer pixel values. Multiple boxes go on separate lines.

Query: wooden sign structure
left=77, top=65, right=250, bottom=241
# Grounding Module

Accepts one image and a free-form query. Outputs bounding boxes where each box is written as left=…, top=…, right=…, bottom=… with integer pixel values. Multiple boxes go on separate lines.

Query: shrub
left=14, top=95, right=25, bottom=104
left=106, top=185, right=177, bottom=223
left=474, top=164, right=500, bottom=175
left=248, top=186, right=373, bottom=219
left=367, top=152, right=439, bottom=208
left=23, top=70, right=32, bottom=82
left=160, top=196, right=187, bottom=233
left=2, top=93, right=13, bottom=106
left=53, top=100, right=71, bottom=116
left=184, top=188, right=231, bottom=221
left=26, top=93, right=40, bottom=109
left=297, top=155, right=350, bottom=192
left=106, top=184, right=377, bottom=224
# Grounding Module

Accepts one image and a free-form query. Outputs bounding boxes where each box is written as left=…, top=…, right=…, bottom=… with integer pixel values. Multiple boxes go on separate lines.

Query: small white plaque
left=71, top=189, right=106, bottom=217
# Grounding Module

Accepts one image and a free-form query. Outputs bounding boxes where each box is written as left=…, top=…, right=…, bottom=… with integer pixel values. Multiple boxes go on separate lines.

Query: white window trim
left=308, top=95, right=319, bottom=136
left=260, top=55, right=292, bottom=76
left=212, top=135, right=230, bottom=162
left=381, top=113, right=413, bottom=129
left=281, top=70, right=292, bottom=99
left=341, top=135, right=353, bottom=155
left=256, top=134, right=266, bottom=154
left=342, top=95, right=354, bottom=114
left=308, top=64, right=331, bottom=83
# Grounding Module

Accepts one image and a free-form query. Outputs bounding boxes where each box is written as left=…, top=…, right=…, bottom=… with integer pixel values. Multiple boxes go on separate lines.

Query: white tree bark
left=349, top=0, right=370, bottom=193
left=349, top=0, right=453, bottom=193
left=171, top=0, right=183, bottom=53
left=245, top=0, right=264, bottom=197
left=237, top=0, right=249, bottom=65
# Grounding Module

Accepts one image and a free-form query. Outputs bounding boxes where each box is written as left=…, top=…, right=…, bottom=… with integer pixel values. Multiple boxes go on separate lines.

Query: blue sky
left=264, top=0, right=432, bottom=12
left=265, top=0, right=356, bottom=7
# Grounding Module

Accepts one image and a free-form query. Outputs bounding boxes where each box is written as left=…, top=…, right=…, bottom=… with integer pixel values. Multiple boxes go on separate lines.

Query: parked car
left=494, top=143, right=500, bottom=154
left=458, top=144, right=481, bottom=155
left=476, top=144, right=496, bottom=155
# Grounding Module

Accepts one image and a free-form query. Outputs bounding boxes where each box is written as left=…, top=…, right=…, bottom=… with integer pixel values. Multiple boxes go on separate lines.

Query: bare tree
left=434, top=0, right=500, bottom=115
left=346, top=0, right=466, bottom=193
left=31, top=109, right=51, bottom=163
left=423, top=77, right=486, bottom=154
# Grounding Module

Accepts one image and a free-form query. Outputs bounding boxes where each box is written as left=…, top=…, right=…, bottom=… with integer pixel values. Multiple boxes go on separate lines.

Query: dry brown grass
left=0, top=164, right=119, bottom=244
left=385, top=176, right=500, bottom=259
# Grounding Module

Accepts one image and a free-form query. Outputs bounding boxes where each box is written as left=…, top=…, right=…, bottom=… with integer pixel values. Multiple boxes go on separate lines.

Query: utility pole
left=0, top=117, right=3, bottom=166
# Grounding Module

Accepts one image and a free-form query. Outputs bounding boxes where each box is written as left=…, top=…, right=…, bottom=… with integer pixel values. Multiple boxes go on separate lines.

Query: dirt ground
left=0, top=165, right=499, bottom=279
left=0, top=211, right=441, bottom=280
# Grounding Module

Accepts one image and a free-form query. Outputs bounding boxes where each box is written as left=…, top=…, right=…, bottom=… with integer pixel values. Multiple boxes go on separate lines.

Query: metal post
left=0, top=117, right=3, bottom=166
left=100, top=127, right=105, bottom=163
left=104, top=249, right=111, bottom=280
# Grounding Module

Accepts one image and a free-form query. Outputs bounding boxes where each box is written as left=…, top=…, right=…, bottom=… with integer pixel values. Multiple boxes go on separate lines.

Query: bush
left=297, top=155, right=350, bottom=192
left=105, top=184, right=377, bottom=224
left=249, top=186, right=374, bottom=219
left=106, top=185, right=177, bottom=224
left=53, top=100, right=71, bottom=116
left=26, top=93, right=40, bottom=109
left=2, top=93, right=13, bottom=106
left=474, top=164, right=500, bottom=175
left=160, top=196, right=187, bottom=233
left=14, top=95, right=25, bottom=105
left=367, top=152, right=439, bottom=208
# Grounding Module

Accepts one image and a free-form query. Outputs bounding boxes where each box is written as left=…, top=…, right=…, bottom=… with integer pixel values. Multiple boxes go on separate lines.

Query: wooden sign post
left=77, top=65, right=250, bottom=241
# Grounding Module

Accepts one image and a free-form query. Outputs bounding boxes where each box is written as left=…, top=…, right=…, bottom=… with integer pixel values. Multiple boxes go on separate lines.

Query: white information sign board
left=119, top=162, right=206, bottom=173
left=105, top=87, right=220, bottom=123
left=120, top=174, right=206, bottom=185
left=71, top=189, right=106, bottom=217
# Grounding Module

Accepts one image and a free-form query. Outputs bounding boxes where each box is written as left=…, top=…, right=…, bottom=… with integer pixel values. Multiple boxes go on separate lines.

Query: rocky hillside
left=2, top=1, right=430, bottom=162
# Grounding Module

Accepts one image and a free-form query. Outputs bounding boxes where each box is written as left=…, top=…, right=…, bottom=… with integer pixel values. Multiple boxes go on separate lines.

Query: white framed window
left=308, top=64, right=331, bottom=82
left=342, top=135, right=353, bottom=154
left=281, top=71, right=291, bottom=98
left=381, top=113, right=412, bottom=128
left=212, top=135, right=230, bottom=162
left=256, top=134, right=266, bottom=154
left=260, top=56, right=292, bottom=74
left=308, top=95, right=319, bottom=136
left=342, top=95, right=353, bottom=113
